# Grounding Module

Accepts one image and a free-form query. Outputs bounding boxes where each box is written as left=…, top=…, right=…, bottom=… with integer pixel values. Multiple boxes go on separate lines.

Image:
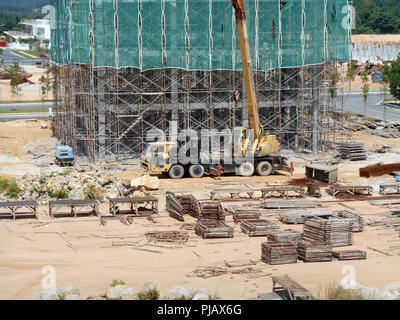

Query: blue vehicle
left=55, top=145, right=74, bottom=166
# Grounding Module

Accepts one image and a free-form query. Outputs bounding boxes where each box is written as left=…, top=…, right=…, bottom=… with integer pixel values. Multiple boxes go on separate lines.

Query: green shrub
left=111, top=279, right=126, bottom=287
left=53, top=187, right=69, bottom=199
left=0, top=178, right=21, bottom=199
left=8, top=181, right=21, bottom=199
left=137, top=287, right=160, bottom=300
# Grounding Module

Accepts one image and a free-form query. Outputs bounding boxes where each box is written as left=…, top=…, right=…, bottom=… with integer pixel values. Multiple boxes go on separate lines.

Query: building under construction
left=51, top=0, right=351, bottom=162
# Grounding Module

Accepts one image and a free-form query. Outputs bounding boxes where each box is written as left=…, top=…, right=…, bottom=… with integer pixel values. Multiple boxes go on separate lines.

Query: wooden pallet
left=241, top=219, right=279, bottom=237
left=261, top=242, right=297, bottom=265
left=332, top=250, right=366, bottom=260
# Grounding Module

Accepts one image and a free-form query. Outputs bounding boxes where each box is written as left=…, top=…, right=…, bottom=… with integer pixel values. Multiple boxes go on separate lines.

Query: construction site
left=50, top=0, right=351, bottom=161
left=0, top=0, right=400, bottom=301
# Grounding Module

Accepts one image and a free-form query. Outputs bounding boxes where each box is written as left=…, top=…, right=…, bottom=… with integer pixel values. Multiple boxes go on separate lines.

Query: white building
left=3, top=31, right=32, bottom=50
left=19, top=19, right=51, bottom=49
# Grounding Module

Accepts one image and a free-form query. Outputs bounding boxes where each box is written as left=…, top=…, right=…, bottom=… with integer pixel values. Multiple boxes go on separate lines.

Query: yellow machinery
left=141, top=0, right=289, bottom=179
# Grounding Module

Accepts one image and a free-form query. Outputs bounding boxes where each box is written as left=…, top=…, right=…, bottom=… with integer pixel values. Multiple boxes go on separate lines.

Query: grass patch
left=21, top=50, right=41, bottom=58
left=58, top=169, right=72, bottom=176
left=0, top=100, right=54, bottom=104
left=366, top=117, right=381, bottom=122
left=0, top=108, right=49, bottom=114
left=314, top=283, right=365, bottom=300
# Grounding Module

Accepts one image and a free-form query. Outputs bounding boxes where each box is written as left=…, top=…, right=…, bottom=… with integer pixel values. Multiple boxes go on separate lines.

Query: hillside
left=353, top=0, right=400, bottom=34
left=0, top=0, right=49, bottom=13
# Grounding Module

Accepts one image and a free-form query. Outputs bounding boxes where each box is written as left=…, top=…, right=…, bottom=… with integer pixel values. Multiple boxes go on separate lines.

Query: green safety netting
left=50, top=0, right=351, bottom=70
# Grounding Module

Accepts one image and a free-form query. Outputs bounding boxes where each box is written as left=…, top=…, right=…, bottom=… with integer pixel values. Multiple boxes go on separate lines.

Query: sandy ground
left=0, top=66, right=53, bottom=102
left=352, top=35, right=400, bottom=45
left=0, top=120, right=399, bottom=300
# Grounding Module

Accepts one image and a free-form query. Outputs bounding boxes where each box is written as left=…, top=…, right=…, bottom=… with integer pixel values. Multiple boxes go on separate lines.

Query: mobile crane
left=140, top=0, right=290, bottom=179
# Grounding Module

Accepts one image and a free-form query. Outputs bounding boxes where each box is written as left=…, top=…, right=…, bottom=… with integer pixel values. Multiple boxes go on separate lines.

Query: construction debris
left=332, top=250, right=366, bottom=260
left=145, top=231, right=190, bottom=244
left=267, top=229, right=302, bottom=244
left=306, top=182, right=321, bottom=197
left=297, top=241, right=333, bottom=262
left=360, top=163, right=400, bottom=178
left=261, top=242, right=297, bottom=265
left=303, top=218, right=353, bottom=247
left=379, top=184, right=400, bottom=195
left=337, top=141, right=367, bottom=161
left=240, top=219, right=279, bottom=237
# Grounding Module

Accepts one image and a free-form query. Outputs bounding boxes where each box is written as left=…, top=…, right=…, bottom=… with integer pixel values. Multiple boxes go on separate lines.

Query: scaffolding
left=51, top=0, right=351, bottom=162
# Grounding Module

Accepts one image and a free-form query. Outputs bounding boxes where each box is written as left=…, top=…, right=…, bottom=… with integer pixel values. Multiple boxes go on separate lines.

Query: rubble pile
left=342, top=115, right=400, bottom=139
left=0, top=170, right=158, bottom=203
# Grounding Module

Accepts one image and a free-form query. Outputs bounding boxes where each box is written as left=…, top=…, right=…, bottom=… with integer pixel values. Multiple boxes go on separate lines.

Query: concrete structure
left=19, top=19, right=51, bottom=49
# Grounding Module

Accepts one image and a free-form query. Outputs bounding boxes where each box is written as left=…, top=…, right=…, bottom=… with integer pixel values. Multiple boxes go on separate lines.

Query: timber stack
left=166, top=194, right=200, bottom=221
left=303, top=218, right=353, bottom=247
left=335, top=210, right=364, bottom=232
left=232, top=209, right=261, bottom=223
left=267, top=229, right=302, bottom=244
left=240, top=219, right=279, bottom=237
left=195, top=201, right=233, bottom=239
left=297, top=240, right=333, bottom=262
left=332, top=250, right=367, bottom=260
left=337, top=141, right=367, bottom=161
left=261, top=242, right=297, bottom=265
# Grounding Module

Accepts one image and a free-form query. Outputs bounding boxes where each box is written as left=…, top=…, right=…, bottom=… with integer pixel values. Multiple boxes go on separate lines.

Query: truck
left=140, top=0, right=290, bottom=179
left=55, top=145, right=74, bottom=166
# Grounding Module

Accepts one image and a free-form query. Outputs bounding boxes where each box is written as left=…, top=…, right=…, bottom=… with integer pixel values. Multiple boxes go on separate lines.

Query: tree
left=361, top=71, right=369, bottom=117
left=385, top=54, right=400, bottom=100
left=346, top=61, right=356, bottom=93
left=39, top=64, right=52, bottom=103
left=8, top=63, right=21, bottom=102
left=381, top=64, right=390, bottom=121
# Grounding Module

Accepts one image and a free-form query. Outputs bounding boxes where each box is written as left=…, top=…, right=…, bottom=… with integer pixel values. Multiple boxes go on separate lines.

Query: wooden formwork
left=261, top=242, right=297, bottom=265
left=241, top=219, right=279, bottom=237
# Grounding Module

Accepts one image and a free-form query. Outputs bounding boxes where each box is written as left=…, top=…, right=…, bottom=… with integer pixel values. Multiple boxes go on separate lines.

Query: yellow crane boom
left=232, top=0, right=264, bottom=141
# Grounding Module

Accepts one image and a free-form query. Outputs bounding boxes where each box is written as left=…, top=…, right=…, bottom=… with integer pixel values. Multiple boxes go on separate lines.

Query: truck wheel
left=189, top=164, right=205, bottom=178
left=168, top=164, right=185, bottom=179
left=256, top=161, right=273, bottom=176
left=238, top=162, right=254, bottom=177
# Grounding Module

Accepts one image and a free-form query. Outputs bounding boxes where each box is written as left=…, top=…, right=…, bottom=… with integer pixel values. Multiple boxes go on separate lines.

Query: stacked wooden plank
left=297, top=241, right=333, bottom=262
left=195, top=200, right=233, bottom=238
left=303, top=218, right=353, bottom=247
left=335, top=210, right=364, bottom=232
left=332, top=250, right=366, bottom=261
left=198, top=201, right=225, bottom=221
left=261, top=242, right=297, bottom=265
left=195, top=220, right=234, bottom=239
left=267, top=229, right=302, bottom=244
left=232, top=209, right=261, bottom=223
left=166, top=194, right=200, bottom=221
left=166, top=194, right=185, bottom=221
left=337, top=141, right=367, bottom=161
left=241, top=219, right=279, bottom=237
left=279, top=210, right=334, bottom=224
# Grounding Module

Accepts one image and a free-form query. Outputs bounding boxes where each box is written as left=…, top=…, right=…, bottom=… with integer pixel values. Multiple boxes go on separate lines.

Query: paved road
left=0, top=112, right=51, bottom=121
left=1, top=50, right=49, bottom=66
left=0, top=102, right=54, bottom=110
left=337, top=93, right=400, bottom=122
